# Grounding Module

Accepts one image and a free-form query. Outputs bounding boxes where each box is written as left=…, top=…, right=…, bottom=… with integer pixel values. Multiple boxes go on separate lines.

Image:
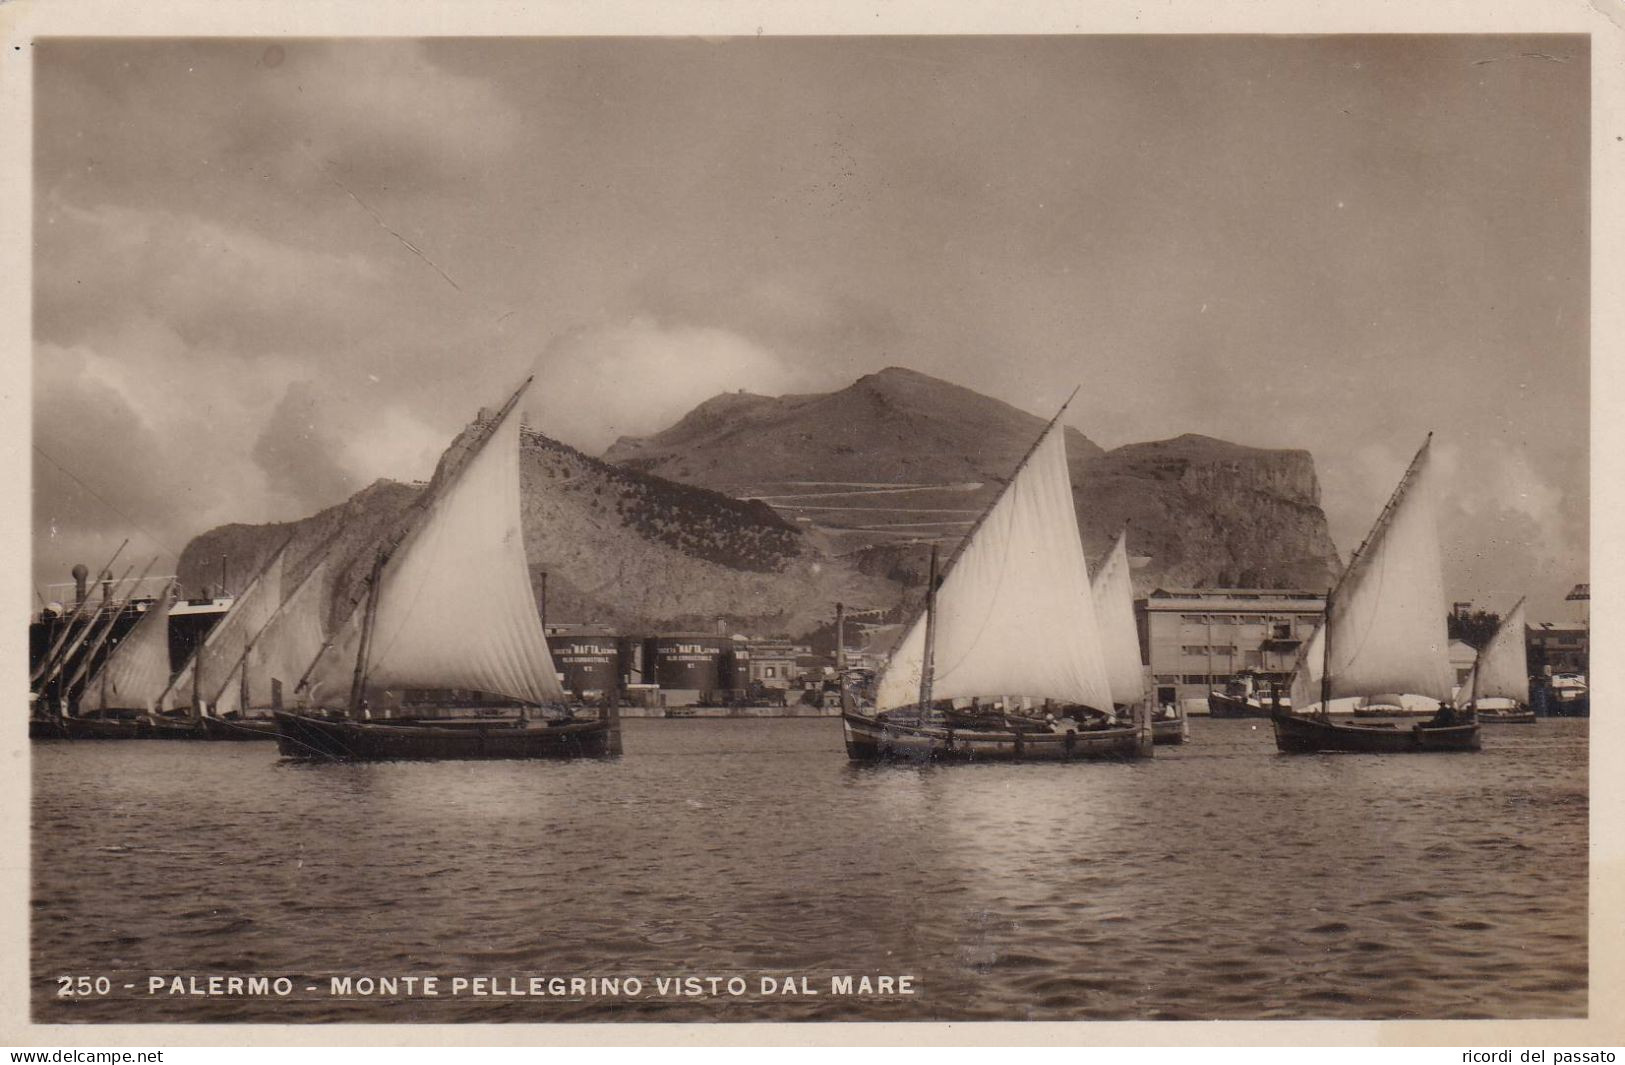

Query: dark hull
left=29, top=716, right=67, bottom=740
left=1272, top=710, right=1480, bottom=754
left=842, top=709, right=1152, bottom=763
left=274, top=711, right=619, bottom=761
left=197, top=716, right=280, bottom=741
left=1206, top=692, right=1273, bottom=719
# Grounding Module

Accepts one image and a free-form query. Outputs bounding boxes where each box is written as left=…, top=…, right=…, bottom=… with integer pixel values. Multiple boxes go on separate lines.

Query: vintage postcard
left=2, top=0, right=1620, bottom=1050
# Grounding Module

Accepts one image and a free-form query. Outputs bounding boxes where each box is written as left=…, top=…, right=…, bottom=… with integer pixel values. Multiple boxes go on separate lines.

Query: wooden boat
left=1207, top=673, right=1288, bottom=719
left=152, top=540, right=298, bottom=741
left=1273, top=435, right=1480, bottom=754
left=1458, top=598, right=1536, bottom=724
left=1093, top=529, right=1183, bottom=744
left=842, top=393, right=1152, bottom=763
left=276, top=378, right=619, bottom=762
left=42, top=572, right=173, bottom=740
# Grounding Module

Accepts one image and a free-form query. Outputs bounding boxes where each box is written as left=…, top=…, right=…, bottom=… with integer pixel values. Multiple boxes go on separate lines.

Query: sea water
left=31, top=717, right=1587, bottom=1023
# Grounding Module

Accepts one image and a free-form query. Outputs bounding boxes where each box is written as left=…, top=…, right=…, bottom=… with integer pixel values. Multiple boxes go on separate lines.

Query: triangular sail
left=78, top=585, right=177, bottom=712
left=241, top=556, right=333, bottom=710
left=358, top=401, right=566, bottom=705
left=1090, top=530, right=1145, bottom=706
left=186, top=550, right=287, bottom=710
left=1291, top=437, right=1454, bottom=707
left=1459, top=599, right=1530, bottom=706
left=875, top=418, right=1114, bottom=713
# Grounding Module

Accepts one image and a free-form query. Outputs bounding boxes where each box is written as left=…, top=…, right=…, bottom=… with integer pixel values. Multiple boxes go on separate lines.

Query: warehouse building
left=1135, top=588, right=1327, bottom=710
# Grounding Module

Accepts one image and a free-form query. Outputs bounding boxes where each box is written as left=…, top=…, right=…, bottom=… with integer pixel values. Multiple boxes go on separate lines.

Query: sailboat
left=1272, top=435, right=1481, bottom=753
left=1092, top=529, right=1184, bottom=744
left=841, top=396, right=1153, bottom=762
left=59, top=578, right=189, bottom=739
left=153, top=538, right=294, bottom=740
left=1458, top=598, right=1535, bottom=723
left=272, top=378, right=619, bottom=761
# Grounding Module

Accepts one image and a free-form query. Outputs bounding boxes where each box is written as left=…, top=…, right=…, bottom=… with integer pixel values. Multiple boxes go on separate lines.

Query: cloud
left=36, top=199, right=386, bottom=356
left=251, top=382, right=362, bottom=512
left=525, top=317, right=837, bottom=454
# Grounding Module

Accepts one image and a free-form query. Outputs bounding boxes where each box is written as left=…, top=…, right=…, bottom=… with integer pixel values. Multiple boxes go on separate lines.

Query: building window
left=1180, top=614, right=1208, bottom=623
left=1182, top=674, right=1210, bottom=684
left=1181, top=645, right=1209, bottom=655
left=1210, top=615, right=1236, bottom=625
left=764, top=666, right=776, bottom=678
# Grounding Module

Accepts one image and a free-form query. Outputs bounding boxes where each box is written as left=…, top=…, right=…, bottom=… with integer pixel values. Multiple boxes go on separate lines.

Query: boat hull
left=1475, top=705, right=1537, bottom=724
left=1206, top=692, right=1272, bottom=719
left=197, top=716, right=280, bottom=741
left=842, top=710, right=1152, bottom=763
left=1271, top=709, right=1480, bottom=754
left=274, top=711, right=619, bottom=761
left=1152, top=708, right=1189, bottom=745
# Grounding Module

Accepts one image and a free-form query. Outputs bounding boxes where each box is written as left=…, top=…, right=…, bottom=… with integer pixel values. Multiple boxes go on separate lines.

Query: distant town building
left=1135, top=588, right=1327, bottom=708
left=1528, top=621, right=1588, bottom=676
left=1447, top=639, right=1478, bottom=688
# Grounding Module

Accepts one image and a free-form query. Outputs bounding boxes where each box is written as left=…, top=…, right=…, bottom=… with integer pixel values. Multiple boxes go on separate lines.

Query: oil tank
left=547, top=634, right=621, bottom=695
left=650, top=635, right=727, bottom=702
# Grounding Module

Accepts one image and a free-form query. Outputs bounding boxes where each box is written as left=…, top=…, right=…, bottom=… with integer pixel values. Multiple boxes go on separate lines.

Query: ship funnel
left=71, top=564, right=88, bottom=606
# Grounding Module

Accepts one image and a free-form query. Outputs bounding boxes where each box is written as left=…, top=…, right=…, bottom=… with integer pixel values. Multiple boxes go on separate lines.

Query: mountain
left=607, top=367, right=1340, bottom=594
left=607, top=365, right=1105, bottom=488
left=178, top=426, right=896, bottom=639
left=178, top=367, right=1340, bottom=654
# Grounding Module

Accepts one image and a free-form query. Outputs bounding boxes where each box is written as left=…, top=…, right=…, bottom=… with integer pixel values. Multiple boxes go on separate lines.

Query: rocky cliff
left=178, top=426, right=894, bottom=638
left=607, top=367, right=1341, bottom=596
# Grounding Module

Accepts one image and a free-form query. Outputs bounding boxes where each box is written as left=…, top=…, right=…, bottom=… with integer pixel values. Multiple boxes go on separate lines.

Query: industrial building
left=1135, top=588, right=1327, bottom=710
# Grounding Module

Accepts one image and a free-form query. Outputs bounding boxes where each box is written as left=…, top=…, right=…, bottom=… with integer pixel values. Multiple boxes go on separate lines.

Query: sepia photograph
left=10, top=11, right=1611, bottom=1044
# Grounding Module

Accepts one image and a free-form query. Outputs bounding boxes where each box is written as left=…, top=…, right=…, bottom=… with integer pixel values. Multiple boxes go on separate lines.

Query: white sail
left=240, top=556, right=333, bottom=710
left=875, top=419, right=1114, bottom=713
left=1460, top=599, right=1530, bottom=706
left=1289, top=622, right=1324, bottom=711
left=359, top=402, right=566, bottom=705
left=79, top=588, right=176, bottom=712
left=1293, top=438, right=1455, bottom=706
left=188, top=550, right=287, bottom=709
left=1090, top=529, right=1146, bottom=706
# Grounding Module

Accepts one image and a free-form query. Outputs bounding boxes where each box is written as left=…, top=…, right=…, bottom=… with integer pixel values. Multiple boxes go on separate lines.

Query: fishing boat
left=841, top=395, right=1152, bottom=763
left=66, top=580, right=200, bottom=740
left=149, top=540, right=295, bottom=740
left=1206, top=672, right=1289, bottom=719
left=273, top=378, right=619, bottom=761
left=1272, top=435, right=1480, bottom=754
left=1459, top=598, right=1536, bottom=723
left=1093, top=529, right=1183, bottom=743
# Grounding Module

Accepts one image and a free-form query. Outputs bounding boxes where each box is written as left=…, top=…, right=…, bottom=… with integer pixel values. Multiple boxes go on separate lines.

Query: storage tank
left=650, top=635, right=727, bottom=705
left=547, top=634, right=621, bottom=696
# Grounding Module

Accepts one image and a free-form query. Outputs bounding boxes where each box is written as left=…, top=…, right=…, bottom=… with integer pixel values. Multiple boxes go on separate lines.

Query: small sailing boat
left=841, top=395, right=1153, bottom=762
left=155, top=539, right=294, bottom=740
left=273, top=378, right=619, bottom=761
left=1092, top=529, right=1184, bottom=744
left=58, top=576, right=186, bottom=740
left=1459, top=598, right=1535, bottom=723
left=1272, top=435, right=1480, bottom=754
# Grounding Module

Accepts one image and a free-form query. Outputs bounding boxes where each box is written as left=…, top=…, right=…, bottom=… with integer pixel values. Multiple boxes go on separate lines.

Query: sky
left=31, top=35, right=1589, bottom=621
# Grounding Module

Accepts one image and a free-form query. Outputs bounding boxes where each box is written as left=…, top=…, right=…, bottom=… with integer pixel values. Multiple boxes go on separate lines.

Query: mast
left=1319, top=586, right=1332, bottom=719
left=348, top=550, right=385, bottom=716
left=33, top=540, right=128, bottom=686
left=62, top=558, right=157, bottom=700
left=333, top=376, right=538, bottom=715
left=917, top=545, right=939, bottom=712
left=158, top=532, right=296, bottom=714
left=40, top=561, right=137, bottom=696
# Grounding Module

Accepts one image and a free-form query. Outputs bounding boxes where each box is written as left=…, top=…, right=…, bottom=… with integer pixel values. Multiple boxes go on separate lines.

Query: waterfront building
left=1135, top=587, right=1327, bottom=710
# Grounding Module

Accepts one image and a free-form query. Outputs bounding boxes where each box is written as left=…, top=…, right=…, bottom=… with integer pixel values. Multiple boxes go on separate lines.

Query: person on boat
left=1425, top=701, right=1460, bottom=727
